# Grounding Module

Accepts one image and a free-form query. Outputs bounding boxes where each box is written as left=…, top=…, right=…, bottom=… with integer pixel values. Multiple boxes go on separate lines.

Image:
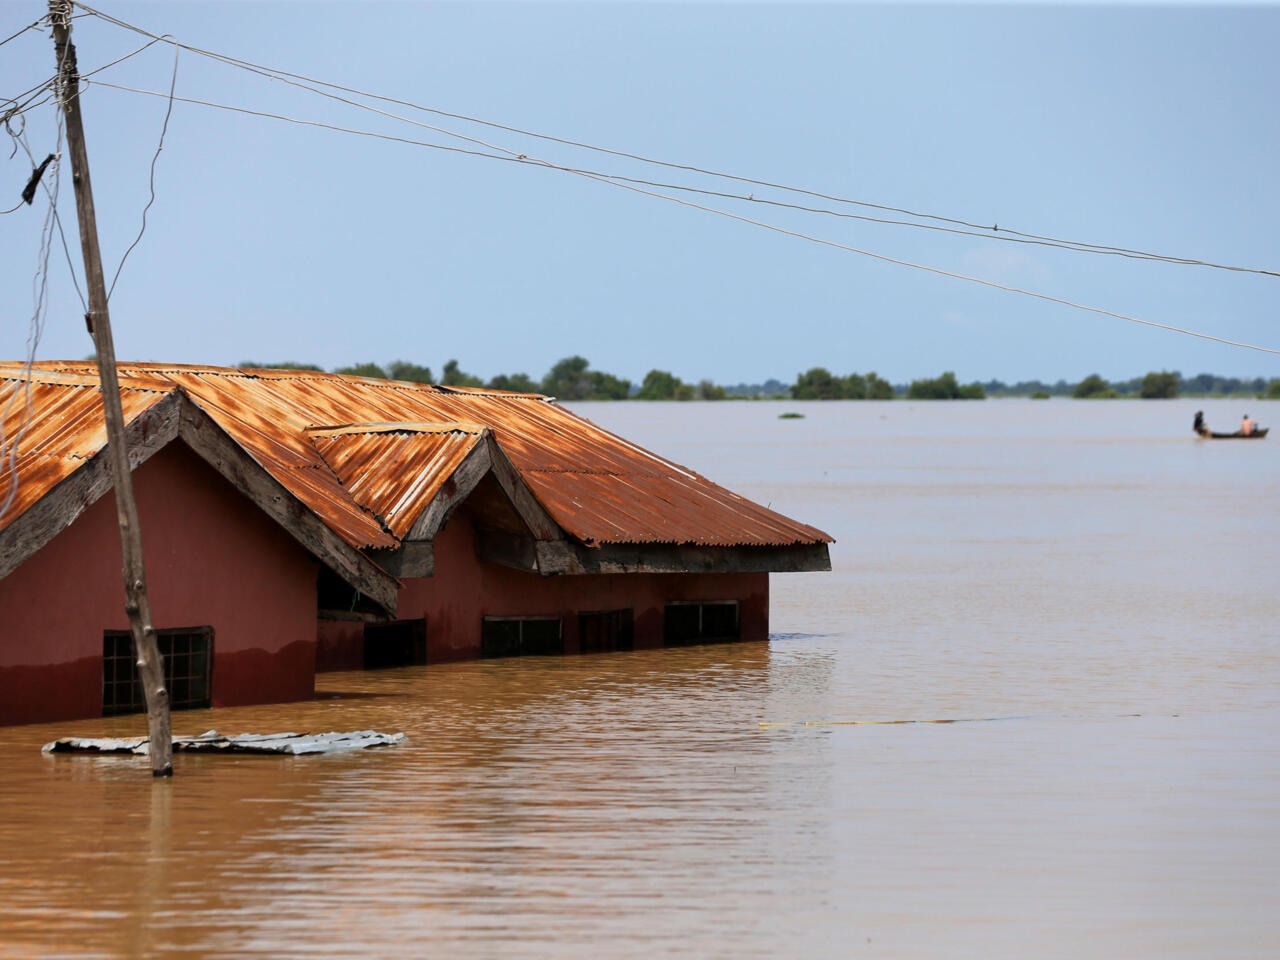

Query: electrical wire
left=0, top=114, right=67, bottom=525
left=91, top=39, right=1266, bottom=275
left=0, top=36, right=164, bottom=133
left=69, top=0, right=1280, bottom=281
left=87, top=79, right=1280, bottom=358
left=0, top=19, right=45, bottom=49
left=108, top=46, right=178, bottom=301
left=7, top=120, right=86, bottom=310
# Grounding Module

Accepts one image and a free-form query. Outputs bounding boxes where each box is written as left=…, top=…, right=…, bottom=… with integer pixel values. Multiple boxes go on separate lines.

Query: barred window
left=578, top=609, right=634, bottom=654
left=103, top=627, right=213, bottom=716
left=481, top=616, right=563, bottom=658
left=664, top=601, right=740, bottom=646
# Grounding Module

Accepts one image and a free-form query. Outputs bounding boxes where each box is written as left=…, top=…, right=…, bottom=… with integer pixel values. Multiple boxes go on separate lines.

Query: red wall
left=319, top=514, right=769, bottom=668
left=0, top=443, right=318, bottom=727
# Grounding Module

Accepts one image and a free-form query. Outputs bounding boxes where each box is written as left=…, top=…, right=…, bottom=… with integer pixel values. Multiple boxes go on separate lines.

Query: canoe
left=1199, top=428, right=1268, bottom=439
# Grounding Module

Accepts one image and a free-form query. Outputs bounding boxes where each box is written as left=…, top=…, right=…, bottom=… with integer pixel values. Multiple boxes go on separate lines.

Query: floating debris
left=778, top=412, right=805, bottom=420
left=42, top=729, right=406, bottom=756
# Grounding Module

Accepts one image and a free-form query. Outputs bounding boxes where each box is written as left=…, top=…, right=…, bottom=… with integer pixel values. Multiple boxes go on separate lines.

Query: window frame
left=481, top=615, right=564, bottom=658
left=103, top=626, right=214, bottom=717
left=578, top=608, right=635, bottom=654
left=663, top=600, right=741, bottom=646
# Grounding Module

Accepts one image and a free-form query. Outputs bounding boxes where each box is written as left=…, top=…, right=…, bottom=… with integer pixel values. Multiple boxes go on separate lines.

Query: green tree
left=487, top=372, right=539, bottom=393
left=335, top=362, right=389, bottom=379
left=907, top=372, right=953, bottom=399
left=841, top=373, right=868, bottom=399
left=388, top=360, right=434, bottom=384
left=637, top=369, right=691, bottom=401
left=441, top=359, right=483, bottom=388
left=865, top=372, right=894, bottom=400
left=791, top=367, right=844, bottom=400
left=542, top=355, right=593, bottom=399
left=907, top=371, right=984, bottom=400
left=1139, top=370, right=1180, bottom=399
left=588, top=370, right=632, bottom=400
left=1268, top=379, right=1280, bottom=400
left=1073, top=373, right=1114, bottom=399
left=541, top=356, right=630, bottom=400
left=696, top=379, right=726, bottom=401
left=238, top=360, right=323, bottom=371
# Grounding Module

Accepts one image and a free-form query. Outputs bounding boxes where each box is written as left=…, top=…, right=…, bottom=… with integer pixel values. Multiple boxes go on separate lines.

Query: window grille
left=103, top=627, right=213, bottom=716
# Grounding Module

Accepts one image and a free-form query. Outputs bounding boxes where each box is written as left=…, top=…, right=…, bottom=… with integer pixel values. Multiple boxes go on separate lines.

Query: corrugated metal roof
left=311, top=428, right=483, bottom=540
left=0, top=372, right=172, bottom=528
left=0, top=362, right=832, bottom=551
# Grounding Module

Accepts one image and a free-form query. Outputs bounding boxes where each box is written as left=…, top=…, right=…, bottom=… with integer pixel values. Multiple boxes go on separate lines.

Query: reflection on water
left=1, top=400, right=1277, bottom=958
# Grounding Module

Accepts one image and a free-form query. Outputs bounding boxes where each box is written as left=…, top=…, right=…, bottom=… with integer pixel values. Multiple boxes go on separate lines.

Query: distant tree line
left=237, top=355, right=632, bottom=400
left=237, top=358, right=1280, bottom=402
left=983, top=371, right=1280, bottom=400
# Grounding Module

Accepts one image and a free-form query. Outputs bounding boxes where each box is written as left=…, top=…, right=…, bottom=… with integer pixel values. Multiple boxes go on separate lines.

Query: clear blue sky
left=3, top=1, right=1278, bottom=386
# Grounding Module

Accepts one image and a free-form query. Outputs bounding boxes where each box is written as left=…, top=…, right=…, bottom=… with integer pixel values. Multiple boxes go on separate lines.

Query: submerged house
left=0, top=363, right=831, bottom=726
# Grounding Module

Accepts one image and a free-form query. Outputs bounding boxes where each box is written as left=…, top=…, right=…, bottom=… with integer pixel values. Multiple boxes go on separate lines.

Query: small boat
left=1200, top=428, right=1268, bottom=439
left=1193, top=411, right=1267, bottom=440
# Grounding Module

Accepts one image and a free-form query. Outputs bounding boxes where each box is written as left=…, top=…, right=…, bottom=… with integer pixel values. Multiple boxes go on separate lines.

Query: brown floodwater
left=1, top=398, right=1277, bottom=958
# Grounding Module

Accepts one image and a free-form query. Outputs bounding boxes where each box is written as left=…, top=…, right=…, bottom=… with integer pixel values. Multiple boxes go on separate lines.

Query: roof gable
left=2, top=362, right=832, bottom=568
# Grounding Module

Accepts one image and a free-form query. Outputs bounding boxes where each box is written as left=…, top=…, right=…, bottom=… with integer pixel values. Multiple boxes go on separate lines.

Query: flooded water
left=2, top=398, right=1277, bottom=959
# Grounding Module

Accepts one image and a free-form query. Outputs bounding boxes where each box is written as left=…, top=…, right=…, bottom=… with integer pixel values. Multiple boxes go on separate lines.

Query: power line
left=1, top=109, right=67, bottom=526
left=68, top=0, right=1280, bottom=281
left=0, top=19, right=45, bottom=49
left=86, top=79, right=1280, bottom=358
left=108, top=46, right=178, bottom=301
left=7, top=120, right=86, bottom=310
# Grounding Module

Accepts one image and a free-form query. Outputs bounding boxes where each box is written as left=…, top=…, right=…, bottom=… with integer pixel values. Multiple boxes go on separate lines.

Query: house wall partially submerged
left=317, top=511, right=768, bottom=670
left=0, top=363, right=830, bottom=727
left=0, top=444, right=318, bottom=726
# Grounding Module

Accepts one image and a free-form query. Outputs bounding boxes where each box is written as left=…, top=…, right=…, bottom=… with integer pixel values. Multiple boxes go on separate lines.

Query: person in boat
left=1193, top=411, right=1208, bottom=436
left=1241, top=414, right=1256, bottom=436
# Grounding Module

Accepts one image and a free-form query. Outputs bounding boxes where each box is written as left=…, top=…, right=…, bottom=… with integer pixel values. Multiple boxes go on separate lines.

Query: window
left=664, top=601, right=740, bottom=646
left=579, top=609, right=634, bottom=653
left=481, top=616, right=563, bottom=658
left=363, top=618, right=428, bottom=669
left=103, top=627, right=213, bottom=716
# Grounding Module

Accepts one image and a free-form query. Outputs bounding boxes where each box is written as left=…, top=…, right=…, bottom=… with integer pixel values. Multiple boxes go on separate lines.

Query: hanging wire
left=0, top=115, right=67, bottom=525
left=8, top=119, right=86, bottom=310
left=69, top=0, right=1280, bottom=281
left=108, top=45, right=179, bottom=301
left=0, top=18, right=46, bottom=49
left=86, top=79, right=1280, bottom=358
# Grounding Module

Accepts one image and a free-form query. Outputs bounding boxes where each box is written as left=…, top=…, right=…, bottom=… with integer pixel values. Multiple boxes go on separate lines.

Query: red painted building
left=0, top=363, right=830, bottom=727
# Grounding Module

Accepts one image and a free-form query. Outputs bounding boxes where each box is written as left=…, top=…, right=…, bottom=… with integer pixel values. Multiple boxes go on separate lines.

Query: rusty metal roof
left=0, top=372, right=171, bottom=529
left=310, top=426, right=484, bottom=540
left=0, top=362, right=832, bottom=551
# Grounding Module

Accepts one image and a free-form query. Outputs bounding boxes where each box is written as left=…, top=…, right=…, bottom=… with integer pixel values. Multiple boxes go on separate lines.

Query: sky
left=2, top=1, right=1278, bottom=387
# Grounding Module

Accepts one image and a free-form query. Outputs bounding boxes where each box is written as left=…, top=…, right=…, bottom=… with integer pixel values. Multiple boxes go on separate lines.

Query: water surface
left=1, top=398, right=1276, bottom=958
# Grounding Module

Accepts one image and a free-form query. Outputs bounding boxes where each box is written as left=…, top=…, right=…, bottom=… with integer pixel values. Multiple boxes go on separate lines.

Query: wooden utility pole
left=49, top=0, right=172, bottom=776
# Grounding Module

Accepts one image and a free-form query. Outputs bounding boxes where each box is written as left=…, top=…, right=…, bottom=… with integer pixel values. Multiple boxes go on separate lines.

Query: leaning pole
left=49, top=0, right=173, bottom=776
